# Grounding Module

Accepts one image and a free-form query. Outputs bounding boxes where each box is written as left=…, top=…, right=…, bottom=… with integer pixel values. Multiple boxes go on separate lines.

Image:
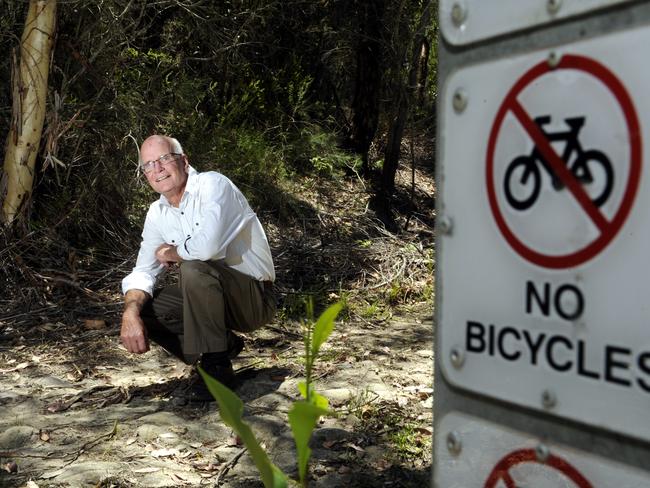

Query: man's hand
left=155, top=243, right=182, bottom=268
left=121, top=289, right=150, bottom=354
left=120, top=309, right=150, bottom=353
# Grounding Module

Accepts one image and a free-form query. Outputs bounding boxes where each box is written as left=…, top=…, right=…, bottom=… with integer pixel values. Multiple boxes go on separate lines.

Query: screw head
left=446, top=431, right=462, bottom=455
left=439, top=215, right=454, bottom=235
left=452, top=88, right=468, bottom=113
left=451, top=3, right=467, bottom=27
left=547, top=51, right=561, bottom=68
left=535, top=443, right=550, bottom=462
left=547, top=0, right=562, bottom=14
left=541, top=389, right=557, bottom=409
left=450, top=346, right=465, bottom=369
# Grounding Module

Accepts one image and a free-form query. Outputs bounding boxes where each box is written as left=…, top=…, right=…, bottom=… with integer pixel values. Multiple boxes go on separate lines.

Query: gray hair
left=168, top=137, right=183, bottom=155
left=138, top=135, right=184, bottom=164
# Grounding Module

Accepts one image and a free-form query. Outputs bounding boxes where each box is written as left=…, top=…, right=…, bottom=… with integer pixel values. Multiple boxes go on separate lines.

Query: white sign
left=438, top=26, right=650, bottom=441
left=435, top=412, right=650, bottom=488
left=440, top=0, right=635, bottom=45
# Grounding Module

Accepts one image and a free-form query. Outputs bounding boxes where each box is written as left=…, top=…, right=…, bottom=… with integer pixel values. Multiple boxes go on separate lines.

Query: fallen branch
left=215, top=446, right=247, bottom=486
left=63, top=420, right=118, bottom=465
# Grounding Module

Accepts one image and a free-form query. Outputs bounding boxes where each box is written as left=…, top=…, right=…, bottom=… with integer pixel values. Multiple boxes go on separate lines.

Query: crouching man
left=120, top=135, right=276, bottom=402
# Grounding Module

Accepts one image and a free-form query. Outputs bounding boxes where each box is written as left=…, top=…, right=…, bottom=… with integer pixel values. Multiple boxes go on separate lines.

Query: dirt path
left=0, top=309, right=433, bottom=487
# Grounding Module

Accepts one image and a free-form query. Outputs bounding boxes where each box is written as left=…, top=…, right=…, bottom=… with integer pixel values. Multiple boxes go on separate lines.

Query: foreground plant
left=199, top=301, right=343, bottom=487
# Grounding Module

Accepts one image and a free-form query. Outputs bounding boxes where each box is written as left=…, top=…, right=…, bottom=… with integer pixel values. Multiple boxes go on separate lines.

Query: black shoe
left=200, top=359, right=235, bottom=387
left=184, top=357, right=235, bottom=403
left=227, top=331, right=245, bottom=359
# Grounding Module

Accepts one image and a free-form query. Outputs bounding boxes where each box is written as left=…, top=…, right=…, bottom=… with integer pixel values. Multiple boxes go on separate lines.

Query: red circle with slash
left=486, top=54, right=642, bottom=269
left=484, top=448, right=593, bottom=488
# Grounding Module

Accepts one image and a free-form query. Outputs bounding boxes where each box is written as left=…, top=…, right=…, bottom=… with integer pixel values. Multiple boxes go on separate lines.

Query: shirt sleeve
left=121, top=208, right=167, bottom=296
left=176, top=174, right=255, bottom=262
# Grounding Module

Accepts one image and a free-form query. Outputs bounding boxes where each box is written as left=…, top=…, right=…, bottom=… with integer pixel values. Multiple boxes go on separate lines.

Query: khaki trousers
left=141, top=260, right=276, bottom=364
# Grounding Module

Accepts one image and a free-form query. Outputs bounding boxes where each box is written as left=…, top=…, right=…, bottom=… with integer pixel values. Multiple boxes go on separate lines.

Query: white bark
left=1, top=0, right=57, bottom=224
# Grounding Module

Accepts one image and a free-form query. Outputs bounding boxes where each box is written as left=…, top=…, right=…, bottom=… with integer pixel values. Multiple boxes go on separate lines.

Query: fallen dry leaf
left=2, top=461, right=17, bottom=473
left=24, top=480, right=40, bottom=488
left=375, top=459, right=393, bottom=471
left=226, top=436, right=242, bottom=447
left=83, top=319, right=106, bottom=330
left=360, top=405, right=374, bottom=419
left=45, top=401, right=68, bottom=413
left=0, top=362, right=29, bottom=373
left=39, top=430, right=51, bottom=442
left=322, top=439, right=338, bottom=449
left=345, top=442, right=365, bottom=453
left=40, top=468, right=64, bottom=479
left=151, top=448, right=179, bottom=458
left=133, top=467, right=161, bottom=474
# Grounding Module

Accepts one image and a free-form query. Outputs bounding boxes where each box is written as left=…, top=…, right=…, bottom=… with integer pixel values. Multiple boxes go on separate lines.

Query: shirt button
left=195, top=222, right=199, bottom=226
left=181, top=211, right=184, bottom=215
left=172, top=240, right=175, bottom=243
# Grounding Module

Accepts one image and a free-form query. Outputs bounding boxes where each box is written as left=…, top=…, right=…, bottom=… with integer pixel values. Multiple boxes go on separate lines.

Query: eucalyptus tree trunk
left=1, top=0, right=57, bottom=225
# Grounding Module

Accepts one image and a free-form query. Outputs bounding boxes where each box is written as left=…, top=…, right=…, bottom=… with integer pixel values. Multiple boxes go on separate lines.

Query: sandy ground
left=0, top=308, right=433, bottom=488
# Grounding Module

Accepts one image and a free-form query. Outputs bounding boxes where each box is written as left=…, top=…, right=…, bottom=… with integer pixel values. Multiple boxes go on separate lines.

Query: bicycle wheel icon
left=504, top=155, right=542, bottom=210
left=572, top=149, right=614, bottom=208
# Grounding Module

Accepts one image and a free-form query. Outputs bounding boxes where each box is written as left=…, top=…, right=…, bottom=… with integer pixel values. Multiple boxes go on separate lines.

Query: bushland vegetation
left=1, top=0, right=436, bottom=325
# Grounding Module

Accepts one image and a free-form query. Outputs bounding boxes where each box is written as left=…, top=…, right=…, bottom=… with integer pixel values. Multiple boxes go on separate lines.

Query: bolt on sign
left=435, top=412, right=650, bottom=487
left=440, top=0, right=635, bottom=45
left=437, top=23, right=650, bottom=441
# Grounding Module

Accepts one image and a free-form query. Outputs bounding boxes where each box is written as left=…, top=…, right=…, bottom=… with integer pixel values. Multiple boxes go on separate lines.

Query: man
left=120, top=135, right=276, bottom=401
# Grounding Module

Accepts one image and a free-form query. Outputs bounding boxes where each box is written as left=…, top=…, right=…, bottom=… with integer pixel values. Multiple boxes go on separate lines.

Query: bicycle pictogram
left=504, top=115, right=614, bottom=211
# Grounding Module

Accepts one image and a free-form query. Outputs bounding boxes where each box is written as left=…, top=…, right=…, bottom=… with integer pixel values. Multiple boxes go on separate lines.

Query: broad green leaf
left=297, top=382, right=330, bottom=410
left=310, top=391, right=329, bottom=410
left=288, top=401, right=329, bottom=484
left=311, top=302, right=342, bottom=359
left=198, top=367, right=288, bottom=488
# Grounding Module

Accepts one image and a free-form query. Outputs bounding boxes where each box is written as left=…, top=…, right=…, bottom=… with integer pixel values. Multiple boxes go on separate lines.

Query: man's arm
left=120, top=289, right=151, bottom=354
left=155, top=243, right=183, bottom=267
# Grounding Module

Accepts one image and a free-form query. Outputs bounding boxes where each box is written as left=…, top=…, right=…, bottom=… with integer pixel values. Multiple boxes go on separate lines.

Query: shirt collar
left=157, top=166, right=198, bottom=209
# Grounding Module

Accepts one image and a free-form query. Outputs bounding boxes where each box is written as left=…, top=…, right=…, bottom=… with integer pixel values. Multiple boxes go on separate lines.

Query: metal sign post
left=435, top=1, right=650, bottom=486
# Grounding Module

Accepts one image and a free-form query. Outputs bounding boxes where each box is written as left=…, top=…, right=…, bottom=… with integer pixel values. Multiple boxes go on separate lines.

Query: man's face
left=140, top=140, right=188, bottom=198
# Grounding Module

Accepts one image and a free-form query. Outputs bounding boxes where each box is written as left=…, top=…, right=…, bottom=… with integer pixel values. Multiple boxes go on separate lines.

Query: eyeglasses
left=141, top=153, right=182, bottom=174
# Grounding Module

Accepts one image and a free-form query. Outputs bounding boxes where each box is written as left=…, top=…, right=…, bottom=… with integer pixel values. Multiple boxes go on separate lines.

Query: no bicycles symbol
left=484, top=448, right=593, bottom=488
left=486, top=54, right=642, bottom=269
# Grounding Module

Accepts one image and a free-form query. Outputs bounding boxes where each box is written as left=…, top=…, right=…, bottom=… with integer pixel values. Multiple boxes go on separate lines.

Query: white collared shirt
left=122, top=167, right=275, bottom=296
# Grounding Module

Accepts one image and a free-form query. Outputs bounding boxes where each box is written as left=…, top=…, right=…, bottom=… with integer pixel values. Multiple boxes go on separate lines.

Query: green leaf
left=297, top=381, right=308, bottom=399
left=297, top=382, right=330, bottom=410
left=311, top=302, right=343, bottom=359
left=288, top=401, right=330, bottom=484
left=198, top=367, right=288, bottom=488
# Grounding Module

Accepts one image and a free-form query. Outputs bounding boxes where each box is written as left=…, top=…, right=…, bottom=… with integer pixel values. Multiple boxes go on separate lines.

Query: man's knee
left=179, top=260, right=222, bottom=290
